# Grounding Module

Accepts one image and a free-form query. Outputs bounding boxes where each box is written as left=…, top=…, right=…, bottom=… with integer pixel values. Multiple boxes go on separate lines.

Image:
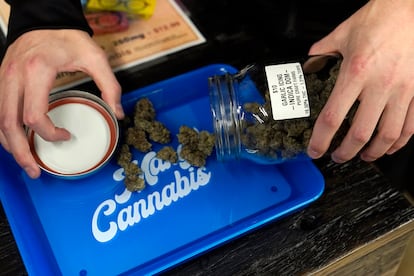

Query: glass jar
left=209, top=55, right=347, bottom=164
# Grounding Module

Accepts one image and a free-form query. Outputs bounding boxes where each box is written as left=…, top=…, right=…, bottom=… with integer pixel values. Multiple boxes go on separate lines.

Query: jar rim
left=209, top=73, right=242, bottom=161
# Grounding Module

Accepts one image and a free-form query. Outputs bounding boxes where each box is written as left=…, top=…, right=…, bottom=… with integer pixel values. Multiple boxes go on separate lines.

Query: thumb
left=97, top=73, right=125, bottom=120
left=88, top=60, right=125, bottom=120
left=308, top=30, right=341, bottom=56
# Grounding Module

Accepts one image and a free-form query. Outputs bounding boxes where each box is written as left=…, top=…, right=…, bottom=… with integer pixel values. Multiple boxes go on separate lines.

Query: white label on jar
left=265, top=62, right=309, bottom=120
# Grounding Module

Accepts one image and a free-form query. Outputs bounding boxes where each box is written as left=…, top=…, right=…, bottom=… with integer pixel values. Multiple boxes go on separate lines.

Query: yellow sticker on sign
left=86, top=0, right=156, bottom=18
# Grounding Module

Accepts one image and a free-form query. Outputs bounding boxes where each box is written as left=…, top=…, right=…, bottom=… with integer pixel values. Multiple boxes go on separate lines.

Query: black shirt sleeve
left=5, top=0, right=93, bottom=47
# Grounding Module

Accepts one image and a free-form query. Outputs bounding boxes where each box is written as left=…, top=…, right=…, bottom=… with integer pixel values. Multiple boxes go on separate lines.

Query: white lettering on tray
left=91, top=145, right=212, bottom=243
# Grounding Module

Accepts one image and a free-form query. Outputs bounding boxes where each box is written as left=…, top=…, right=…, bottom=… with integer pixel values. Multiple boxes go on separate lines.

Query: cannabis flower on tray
left=116, top=98, right=216, bottom=192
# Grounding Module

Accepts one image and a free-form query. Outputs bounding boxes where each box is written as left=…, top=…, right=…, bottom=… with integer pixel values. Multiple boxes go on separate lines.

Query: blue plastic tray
left=0, top=64, right=324, bottom=276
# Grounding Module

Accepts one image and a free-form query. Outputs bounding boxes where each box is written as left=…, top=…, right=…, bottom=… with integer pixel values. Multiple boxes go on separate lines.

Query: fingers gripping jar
left=209, top=55, right=347, bottom=164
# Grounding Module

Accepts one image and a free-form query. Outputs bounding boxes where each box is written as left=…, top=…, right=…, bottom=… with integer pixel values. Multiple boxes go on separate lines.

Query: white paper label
left=265, top=63, right=309, bottom=120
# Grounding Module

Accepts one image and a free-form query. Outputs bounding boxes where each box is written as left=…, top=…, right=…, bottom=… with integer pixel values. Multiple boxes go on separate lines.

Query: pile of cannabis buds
left=116, top=98, right=215, bottom=192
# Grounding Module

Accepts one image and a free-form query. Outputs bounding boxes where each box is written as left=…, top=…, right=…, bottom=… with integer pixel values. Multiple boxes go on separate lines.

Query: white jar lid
left=27, top=90, right=119, bottom=178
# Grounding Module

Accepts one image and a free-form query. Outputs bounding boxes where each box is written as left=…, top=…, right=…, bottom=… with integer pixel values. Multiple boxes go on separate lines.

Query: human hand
left=306, top=0, right=414, bottom=163
left=0, top=29, right=124, bottom=178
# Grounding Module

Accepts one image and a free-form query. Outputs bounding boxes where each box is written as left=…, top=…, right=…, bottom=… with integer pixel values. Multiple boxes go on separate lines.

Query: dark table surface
left=1, top=1, right=414, bottom=275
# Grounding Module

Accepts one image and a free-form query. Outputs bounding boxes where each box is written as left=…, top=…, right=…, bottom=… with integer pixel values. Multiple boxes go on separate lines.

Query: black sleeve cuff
left=5, top=0, right=93, bottom=47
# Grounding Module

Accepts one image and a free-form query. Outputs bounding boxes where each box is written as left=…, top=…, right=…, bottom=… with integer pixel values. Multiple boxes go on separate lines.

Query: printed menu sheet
left=0, top=0, right=205, bottom=91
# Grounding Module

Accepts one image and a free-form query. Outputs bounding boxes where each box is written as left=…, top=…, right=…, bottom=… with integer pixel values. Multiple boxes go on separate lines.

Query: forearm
left=5, top=0, right=92, bottom=46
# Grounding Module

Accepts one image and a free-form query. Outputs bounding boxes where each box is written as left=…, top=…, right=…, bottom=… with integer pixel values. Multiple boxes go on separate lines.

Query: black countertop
left=1, top=0, right=414, bottom=275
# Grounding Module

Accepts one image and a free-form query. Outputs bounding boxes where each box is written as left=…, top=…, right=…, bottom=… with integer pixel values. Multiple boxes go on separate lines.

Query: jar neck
left=209, top=73, right=242, bottom=161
